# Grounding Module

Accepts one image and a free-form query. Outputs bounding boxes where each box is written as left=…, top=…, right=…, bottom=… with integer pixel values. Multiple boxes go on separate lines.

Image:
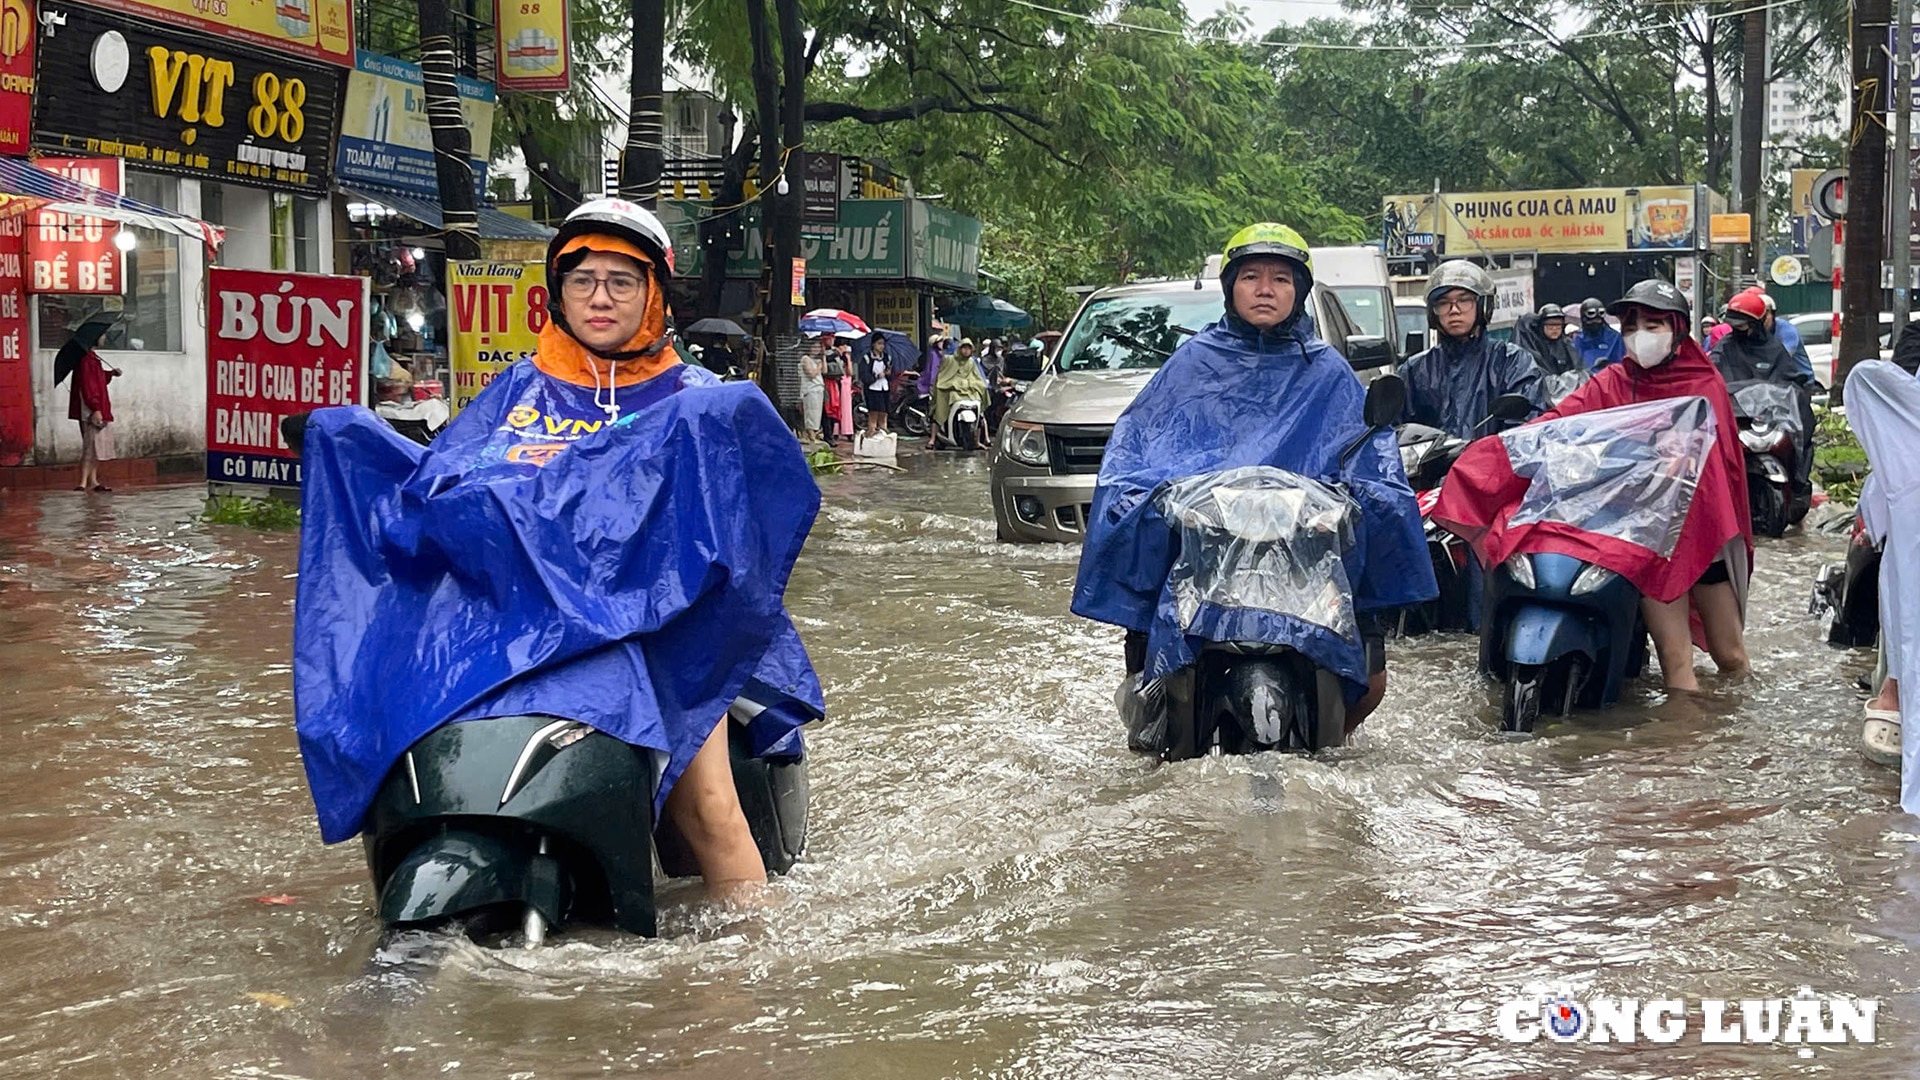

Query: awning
left=0, top=157, right=225, bottom=250
left=342, top=185, right=557, bottom=242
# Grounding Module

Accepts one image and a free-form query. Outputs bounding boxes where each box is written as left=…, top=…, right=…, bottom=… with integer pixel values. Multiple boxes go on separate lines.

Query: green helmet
left=1220, top=223, right=1315, bottom=317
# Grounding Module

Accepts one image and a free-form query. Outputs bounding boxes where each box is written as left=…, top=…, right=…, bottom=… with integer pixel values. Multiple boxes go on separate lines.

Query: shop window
left=36, top=171, right=183, bottom=352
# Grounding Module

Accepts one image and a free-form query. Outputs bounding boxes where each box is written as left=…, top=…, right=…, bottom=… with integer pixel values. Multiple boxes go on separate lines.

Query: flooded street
left=4, top=464, right=1919, bottom=1079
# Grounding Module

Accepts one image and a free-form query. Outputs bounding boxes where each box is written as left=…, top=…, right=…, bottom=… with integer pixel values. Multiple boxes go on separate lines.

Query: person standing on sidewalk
left=64, top=341, right=120, bottom=492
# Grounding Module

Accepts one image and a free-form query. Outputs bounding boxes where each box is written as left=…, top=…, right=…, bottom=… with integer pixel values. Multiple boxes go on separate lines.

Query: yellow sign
left=791, top=258, right=807, bottom=306
left=495, top=0, right=570, bottom=92
left=1790, top=169, right=1825, bottom=218
left=1710, top=213, right=1753, bottom=245
left=86, top=0, right=353, bottom=66
left=447, top=261, right=548, bottom=413
left=869, top=287, right=917, bottom=334
left=1384, top=186, right=1709, bottom=254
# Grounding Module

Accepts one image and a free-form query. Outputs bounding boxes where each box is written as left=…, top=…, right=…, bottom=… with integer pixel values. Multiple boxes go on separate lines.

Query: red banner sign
left=27, top=157, right=123, bottom=294
left=0, top=0, right=34, bottom=156
left=206, top=268, right=368, bottom=486
left=0, top=208, right=26, bottom=464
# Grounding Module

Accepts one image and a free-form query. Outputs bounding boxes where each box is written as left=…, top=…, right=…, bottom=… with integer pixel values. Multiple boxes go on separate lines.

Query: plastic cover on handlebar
left=1153, top=465, right=1360, bottom=641
left=1498, top=396, right=1716, bottom=558
left=1727, top=379, right=1805, bottom=439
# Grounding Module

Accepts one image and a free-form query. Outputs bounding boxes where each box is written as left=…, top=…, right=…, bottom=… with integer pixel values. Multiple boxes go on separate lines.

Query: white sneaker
left=1862, top=708, right=1902, bottom=768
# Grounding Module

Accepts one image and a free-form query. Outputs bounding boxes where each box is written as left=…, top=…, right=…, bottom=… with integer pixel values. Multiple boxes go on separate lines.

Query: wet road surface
left=2, top=462, right=1918, bottom=1078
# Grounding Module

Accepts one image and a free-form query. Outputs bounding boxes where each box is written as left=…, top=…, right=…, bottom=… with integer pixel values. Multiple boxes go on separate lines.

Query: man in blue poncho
left=1399, top=260, right=1551, bottom=440
left=1071, top=223, right=1437, bottom=729
left=294, top=199, right=822, bottom=905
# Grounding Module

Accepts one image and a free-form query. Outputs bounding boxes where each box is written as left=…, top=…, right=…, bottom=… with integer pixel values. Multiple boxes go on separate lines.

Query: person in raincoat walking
left=1073, top=223, right=1435, bottom=731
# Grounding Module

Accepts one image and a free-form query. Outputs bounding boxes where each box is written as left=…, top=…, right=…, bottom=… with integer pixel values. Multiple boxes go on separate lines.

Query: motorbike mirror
left=1006, top=346, right=1046, bottom=382
left=1363, top=374, right=1406, bottom=429
left=1488, top=393, right=1533, bottom=422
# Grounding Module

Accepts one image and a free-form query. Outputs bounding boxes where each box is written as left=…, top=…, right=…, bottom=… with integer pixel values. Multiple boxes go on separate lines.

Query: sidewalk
left=0, top=454, right=205, bottom=493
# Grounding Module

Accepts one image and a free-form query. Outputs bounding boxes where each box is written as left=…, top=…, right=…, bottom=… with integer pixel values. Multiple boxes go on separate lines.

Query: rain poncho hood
left=1398, top=333, right=1551, bottom=440
left=1432, top=337, right=1751, bottom=616
left=1514, top=314, right=1585, bottom=376
left=1842, top=360, right=1920, bottom=814
left=1576, top=323, right=1626, bottom=370
left=1071, top=309, right=1436, bottom=701
left=293, top=357, right=823, bottom=844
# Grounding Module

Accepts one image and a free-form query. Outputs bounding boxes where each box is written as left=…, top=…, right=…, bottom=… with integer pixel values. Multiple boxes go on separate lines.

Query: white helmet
left=547, top=197, right=675, bottom=278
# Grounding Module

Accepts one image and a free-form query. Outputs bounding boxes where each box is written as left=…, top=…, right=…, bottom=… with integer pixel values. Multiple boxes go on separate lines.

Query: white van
left=1309, top=246, right=1400, bottom=361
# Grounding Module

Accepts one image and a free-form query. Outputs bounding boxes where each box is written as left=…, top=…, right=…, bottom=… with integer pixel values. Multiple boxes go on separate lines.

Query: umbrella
left=799, top=308, right=871, bottom=336
left=858, top=328, right=919, bottom=374
left=53, top=312, right=121, bottom=385
left=683, top=317, right=749, bottom=339
left=941, top=295, right=1031, bottom=331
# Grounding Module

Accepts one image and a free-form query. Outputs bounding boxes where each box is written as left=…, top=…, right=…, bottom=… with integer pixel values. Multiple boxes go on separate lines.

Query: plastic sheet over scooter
left=1728, top=379, right=1815, bottom=490
left=1500, top=397, right=1715, bottom=558
left=1156, top=466, right=1359, bottom=641
left=293, top=372, right=823, bottom=844
left=1839, top=360, right=1920, bottom=815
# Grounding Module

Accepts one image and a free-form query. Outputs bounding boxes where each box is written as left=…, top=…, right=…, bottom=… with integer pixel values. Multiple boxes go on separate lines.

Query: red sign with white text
left=206, top=268, right=369, bottom=487
left=0, top=0, right=35, bottom=155
left=27, top=157, right=123, bottom=295
left=0, top=208, right=27, bottom=464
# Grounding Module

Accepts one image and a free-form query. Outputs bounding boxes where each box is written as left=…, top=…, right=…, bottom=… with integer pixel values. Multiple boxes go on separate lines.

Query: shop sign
left=908, top=200, right=982, bottom=289
left=1489, top=268, right=1533, bottom=329
left=496, top=0, right=570, bottom=92
left=34, top=6, right=344, bottom=194
left=869, top=287, right=917, bottom=334
left=790, top=258, right=807, bottom=305
left=0, top=0, right=34, bottom=157
left=0, top=209, right=27, bottom=465
left=337, top=51, right=495, bottom=200
left=447, top=261, right=546, bottom=414
left=26, top=157, right=122, bottom=295
left=802, top=152, right=839, bottom=239
left=1709, top=213, right=1752, bottom=245
left=206, top=268, right=368, bottom=486
left=75, top=0, right=352, bottom=66
left=1383, top=186, right=1718, bottom=255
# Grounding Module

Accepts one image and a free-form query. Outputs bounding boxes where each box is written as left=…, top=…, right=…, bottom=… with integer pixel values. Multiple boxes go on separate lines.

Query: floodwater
left=2, top=463, right=1918, bottom=1079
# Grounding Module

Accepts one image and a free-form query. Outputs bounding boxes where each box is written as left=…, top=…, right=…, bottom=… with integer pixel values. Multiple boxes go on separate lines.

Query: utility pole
left=620, top=0, right=666, bottom=211
left=1737, top=2, right=1767, bottom=282
left=1894, top=0, right=1914, bottom=331
left=1840, top=0, right=1894, bottom=397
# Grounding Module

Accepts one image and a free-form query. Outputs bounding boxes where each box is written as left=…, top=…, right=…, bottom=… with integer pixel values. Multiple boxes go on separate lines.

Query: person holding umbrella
left=54, top=306, right=123, bottom=492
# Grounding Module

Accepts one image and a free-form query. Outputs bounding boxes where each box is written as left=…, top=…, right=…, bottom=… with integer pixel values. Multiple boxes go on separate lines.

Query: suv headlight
left=1000, top=421, right=1050, bottom=467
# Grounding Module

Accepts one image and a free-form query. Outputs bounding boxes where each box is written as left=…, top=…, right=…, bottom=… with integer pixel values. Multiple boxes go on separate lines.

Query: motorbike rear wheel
left=1502, top=664, right=1544, bottom=734
left=1750, top=478, right=1786, bottom=538
left=897, top=404, right=930, bottom=437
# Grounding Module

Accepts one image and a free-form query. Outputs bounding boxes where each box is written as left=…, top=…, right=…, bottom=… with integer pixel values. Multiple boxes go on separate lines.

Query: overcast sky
left=1180, top=0, right=1361, bottom=35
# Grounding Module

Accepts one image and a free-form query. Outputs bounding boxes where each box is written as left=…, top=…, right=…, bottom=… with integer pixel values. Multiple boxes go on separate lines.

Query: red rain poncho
left=1431, top=336, right=1752, bottom=610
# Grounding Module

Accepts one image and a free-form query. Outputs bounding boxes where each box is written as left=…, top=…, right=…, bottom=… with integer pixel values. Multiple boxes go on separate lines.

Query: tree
left=620, top=0, right=667, bottom=207
left=415, top=0, right=480, bottom=258
left=1839, top=0, right=1892, bottom=398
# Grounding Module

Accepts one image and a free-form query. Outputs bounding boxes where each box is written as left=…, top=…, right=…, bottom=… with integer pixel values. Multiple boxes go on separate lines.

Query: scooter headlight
left=1738, top=427, right=1778, bottom=452
left=1000, top=420, right=1050, bottom=466
left=1571, top=563, right=1618, bottom=596
left=1503, top=553, right=1536, bottom=590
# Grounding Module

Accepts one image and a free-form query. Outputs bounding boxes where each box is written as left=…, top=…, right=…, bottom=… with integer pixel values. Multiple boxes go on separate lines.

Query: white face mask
left=1625, top=327, right=1673, bottom=368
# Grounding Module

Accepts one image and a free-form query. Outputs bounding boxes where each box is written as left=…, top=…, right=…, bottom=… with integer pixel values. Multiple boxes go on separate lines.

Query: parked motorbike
left=1811, top=508, right=1882, bottom=647
left=363, top=712, right=807, bottom=941
left=1123, top=375, right=1405, bottom=759
left=1475, top=398, right=1715, bottom=732
left=892, top=378, right=932, bottom=438
left=1393, top=394, right=1533, bottom=636
left=1729, top=379, right=1811, bottom=537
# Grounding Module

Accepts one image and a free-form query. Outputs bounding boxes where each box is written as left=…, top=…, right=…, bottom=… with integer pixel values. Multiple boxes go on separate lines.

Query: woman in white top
left=799, top=338, right=825, bottom=441
left=863, top=337, right=892, bottom=437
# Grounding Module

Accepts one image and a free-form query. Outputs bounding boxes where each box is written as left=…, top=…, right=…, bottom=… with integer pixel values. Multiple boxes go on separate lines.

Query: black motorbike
left=1812, top=508, right=1881, bottom=648
left=1729, top=380, right=1812, bottom=538
left=1123, top=375, right=1405, bottom=759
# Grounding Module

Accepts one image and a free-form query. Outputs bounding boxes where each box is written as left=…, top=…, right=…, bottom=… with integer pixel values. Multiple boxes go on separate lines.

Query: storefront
left=658, top=196, right=983, bottom=406
left=23, top=0, right=348, bottom=464
left=1383, top=185, right=1728, bottom=321
left=332, top=50, right=552, bottom=393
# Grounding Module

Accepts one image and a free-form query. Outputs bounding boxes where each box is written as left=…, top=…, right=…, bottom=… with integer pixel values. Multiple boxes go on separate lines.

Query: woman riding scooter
left=1436, top=278, right=1752, bottom=694
left=293, top=198, right=823, bottom=915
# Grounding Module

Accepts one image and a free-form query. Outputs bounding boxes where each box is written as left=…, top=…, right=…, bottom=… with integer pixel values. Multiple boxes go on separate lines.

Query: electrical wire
left=1000, top=0, right=1819, bottom=53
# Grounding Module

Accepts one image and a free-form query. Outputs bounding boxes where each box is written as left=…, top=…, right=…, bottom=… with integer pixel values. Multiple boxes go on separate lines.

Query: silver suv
left=990, top=278, right=1391, bottom=542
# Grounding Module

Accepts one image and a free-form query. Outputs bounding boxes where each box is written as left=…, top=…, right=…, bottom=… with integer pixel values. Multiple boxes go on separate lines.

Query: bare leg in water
left=1642, top=582, right=1748, bottom=693
left=664, top=719, right=767, bottom=905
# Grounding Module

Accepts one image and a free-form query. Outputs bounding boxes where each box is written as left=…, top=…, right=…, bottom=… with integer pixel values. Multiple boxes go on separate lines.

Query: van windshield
left=1329, top=286, right=1389, bottom=340
left=1056, top=292, right=1223, bottom=372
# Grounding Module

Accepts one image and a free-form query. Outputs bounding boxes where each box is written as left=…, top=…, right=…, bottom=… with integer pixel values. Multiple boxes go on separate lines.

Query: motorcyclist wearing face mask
left=1535, top=278, right=1753, bottom=692
left=1398, top=259, right=1550, bottom=440
left=1574, top=297, right=1626, bottom=370
left=1756, top=291, right=1816, bottom=382
left=1712, top=289, right=1816, bottom=522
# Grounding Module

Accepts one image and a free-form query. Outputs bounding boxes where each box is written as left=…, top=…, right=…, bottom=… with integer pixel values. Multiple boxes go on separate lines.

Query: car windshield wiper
left=1095, top=324, right=1199, bottom=362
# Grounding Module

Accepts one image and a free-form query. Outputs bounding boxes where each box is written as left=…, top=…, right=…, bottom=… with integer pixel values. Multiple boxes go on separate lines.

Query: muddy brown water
left=1, top=465, right=1916, bottom=1079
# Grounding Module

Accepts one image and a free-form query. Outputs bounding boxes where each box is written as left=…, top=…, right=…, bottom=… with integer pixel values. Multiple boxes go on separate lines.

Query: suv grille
left=1046, top=425, right=1111, bottom=476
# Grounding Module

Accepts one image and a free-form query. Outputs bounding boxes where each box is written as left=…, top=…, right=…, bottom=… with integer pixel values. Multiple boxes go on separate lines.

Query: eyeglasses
left=1433, top=297, right=1477, bottom=314
left=560, top=270, right=644, bottom=302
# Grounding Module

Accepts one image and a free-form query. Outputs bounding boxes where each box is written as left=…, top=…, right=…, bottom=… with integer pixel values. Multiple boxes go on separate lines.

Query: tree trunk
left=745, top=0, right=789, bottom=343
left=1736, top=4, right=1766, bottom=279
left=620, top=0, right=666, bottom=208
left=1703, top=16, right=1723, bottom=191
left=416, top=0, right=480, bottom=260
left=767, top=0, right=806, bottom=330
left=1839, top=0, right=1894, bottom=398
left=698, top=115, right=753, bottom=317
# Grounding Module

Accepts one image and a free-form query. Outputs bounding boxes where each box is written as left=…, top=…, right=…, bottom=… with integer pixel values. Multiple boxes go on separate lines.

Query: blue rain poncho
left=1071, top=311, right=1437, bottom=701
left=1398, top=334, right=1551, bottom=441
left=293, top=360, right=823, bottom=844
